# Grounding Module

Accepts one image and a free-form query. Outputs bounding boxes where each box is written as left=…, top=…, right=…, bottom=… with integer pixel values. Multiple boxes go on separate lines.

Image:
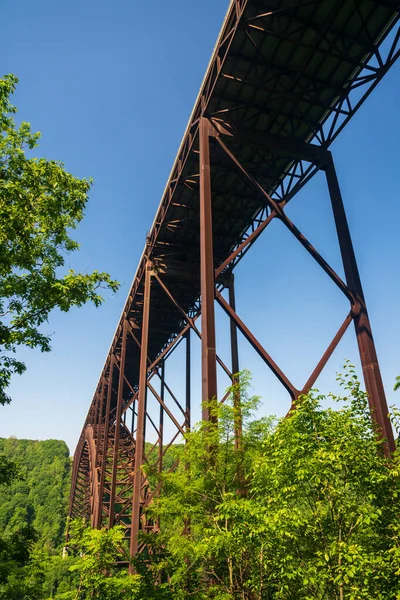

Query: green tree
left=0, top=73, right=119, bottom=405
left=63, top=521, right=141, bottom=600
left=146, top=371, right=272, bottom=599
left=0, top=524, right=39, bottom=599
left=147, top=366, right=400, bottom=599
left=0, top=444, right=41, bottom=600
left=0, top=437, right=71, bottom=548
left=0, top=453, right=18, bottom=486
left=26, top=549, right=79, bottom=600
left=0, top=437, right=72, bottom=598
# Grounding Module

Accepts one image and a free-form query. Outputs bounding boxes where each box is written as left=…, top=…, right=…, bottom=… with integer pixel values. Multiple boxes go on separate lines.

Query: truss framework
left=68, top=0, right=400, bottom=566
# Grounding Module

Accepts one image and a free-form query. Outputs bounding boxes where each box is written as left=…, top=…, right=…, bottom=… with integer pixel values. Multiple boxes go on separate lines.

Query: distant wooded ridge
left=0, top=437, right=71, bottom=549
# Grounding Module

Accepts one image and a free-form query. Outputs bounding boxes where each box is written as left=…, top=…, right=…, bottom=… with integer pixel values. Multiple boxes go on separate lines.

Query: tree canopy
left=0, top=73, right=119, bottom=405
left=143, top=366, right=400, bottom=599
left=0, top=437, right=71, bottom=599
left=0, top=437, right=71, bottom=549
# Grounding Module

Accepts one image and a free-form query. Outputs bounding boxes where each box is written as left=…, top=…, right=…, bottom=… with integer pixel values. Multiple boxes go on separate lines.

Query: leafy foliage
left=0, top=453, right=18, bottom=486
left=1, top=367, right=400, bottom=599
left=0, top=437, right=71, bottom=549
left=0, top=438, right=39, bottom=599
left=0, top=437, right=76, bottom=599
left=62, top=521, right=141, bottom=600
left=0, top=523, right=38, bottom=599
left=0, top=73, right=119, bottom=405
left=146, top=365, right=400, bottom=599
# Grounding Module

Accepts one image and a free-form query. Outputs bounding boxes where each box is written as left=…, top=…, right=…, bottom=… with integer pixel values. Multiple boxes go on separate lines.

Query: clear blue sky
left=1, top=0, right=399, bottom=454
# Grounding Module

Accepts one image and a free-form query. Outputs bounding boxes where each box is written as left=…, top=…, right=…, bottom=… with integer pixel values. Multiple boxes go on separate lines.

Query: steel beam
left=108, top=321, right=128, bottom=528
left=228, top=276, right=242, bottom=452
left=155, top=274, right=232, bottom=379
left=300, top=311, right=353, bottom=396
left=215, top=135, right=353, bottom=302
left=324, top=154, right=395, bottom=454
left=216, top=290, right=298, bottom=399
left=199, top=117, right=218, bottom=416
left=210, top=118, right=330, bottom=165
left=158, top=360, right=165, bottom=476
left=186, top=329, right=191, bottom=432
left=96, top=360, right=114, bottom=529
left=215, top=211, right=276, bottom=278
left=94, top=380, right=105, bottom=469
left=130, top=262, right=152, bottom=563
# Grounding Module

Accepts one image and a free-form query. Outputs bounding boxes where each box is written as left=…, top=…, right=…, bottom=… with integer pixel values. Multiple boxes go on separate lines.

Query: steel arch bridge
left=69, top=0, right=400, bottom=565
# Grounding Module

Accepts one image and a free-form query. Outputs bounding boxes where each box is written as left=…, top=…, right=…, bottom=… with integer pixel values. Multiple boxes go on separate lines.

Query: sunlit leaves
left=66, top=522, right=141, bottom=600
left=0, top=74, right=119, bottom=404
left=146, top=366, right=400, bottom=599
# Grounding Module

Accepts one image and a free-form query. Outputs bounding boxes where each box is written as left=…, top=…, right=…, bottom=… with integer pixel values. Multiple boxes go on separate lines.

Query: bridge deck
left=94, top=0, right=399, bottom=401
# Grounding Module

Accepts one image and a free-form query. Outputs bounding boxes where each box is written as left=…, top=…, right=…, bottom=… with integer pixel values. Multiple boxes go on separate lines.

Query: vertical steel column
left=67, top=448, right=81, bottom=534
left=228, top=275, right=242, bottom=451
left=92, top=381, right=105, bottom=528
left=156, top=361, right=165, bottom=532
left=131, top=403, right=135, bottom=434
left=94, top=380, right=105, bottom=468
left=199, top=117, right=217, bottom=418
left=91, top=393, right=100, bottom=432
left=143, top=388, right=148, bottom=448
left=183, top=329, right=191, bottom=538
left=325, top=154, right=395, bottom=454
left=185, top=329, right=191, bottom=432
left=130, top=262, right=152, bottom=564
left=108, top=321, right=128, bottom=528
left=96, top=359, right=114, bottom=528
left=158, top=360, right=165, bottom=476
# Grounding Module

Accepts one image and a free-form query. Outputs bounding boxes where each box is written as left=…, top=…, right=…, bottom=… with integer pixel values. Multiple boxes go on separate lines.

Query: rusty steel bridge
left=69, top=0, right=400, bottom=564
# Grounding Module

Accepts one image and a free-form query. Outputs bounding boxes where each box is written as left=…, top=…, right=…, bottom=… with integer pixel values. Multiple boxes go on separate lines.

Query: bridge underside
left=69, top=0, right=400, bottom=563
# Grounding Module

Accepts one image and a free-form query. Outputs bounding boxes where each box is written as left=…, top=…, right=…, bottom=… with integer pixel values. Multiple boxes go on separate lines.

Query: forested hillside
left=0, top=437, right=71, bottom=548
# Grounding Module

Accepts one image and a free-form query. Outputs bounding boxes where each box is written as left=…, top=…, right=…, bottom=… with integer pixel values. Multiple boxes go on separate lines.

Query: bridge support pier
left=108, top=320, right=128, bottom=528
left=325, top=155, right=395, bottom=454
left=185, top=330, right=191, bottom=432
left=130, top=261, right=153, bottom=566
left=199, top=117, right=218, bottom=417
left=228, top=275, right=242, bottom=452
left=96, top=360, right=114, bottom=529
left=158, top=359, right=165, bottom=477
left=209, top=119, right=394, bottom=454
